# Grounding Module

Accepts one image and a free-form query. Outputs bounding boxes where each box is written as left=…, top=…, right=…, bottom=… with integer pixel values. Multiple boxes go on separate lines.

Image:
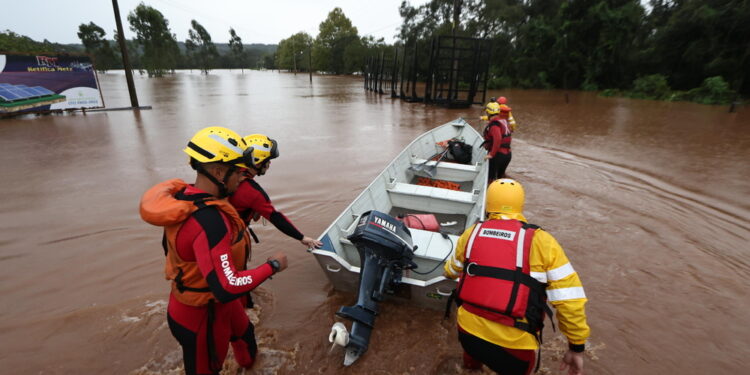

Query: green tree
left=77, top=22, right=118, bottom=71
left=184, top=39, right=197, bottom=71
left=647, top=0, right=750, bottom=94
left=0, top=30, right=82, bottom=54
left=262, top=53, right=276, bottom=70
left=277, top=32, right=313, bottom=72
left=312, top=8, right=361, bottom=74
left=228, top=27, right=245, bottom=72
left=127, top=3, right=180, bottom=77
left=187, top=20, right=218, bottom=74
left=113, top=29, right=140, bottom=72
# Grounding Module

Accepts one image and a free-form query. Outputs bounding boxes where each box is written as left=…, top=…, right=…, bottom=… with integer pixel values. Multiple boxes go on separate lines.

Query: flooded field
left=0, top=70, right=748, bottom=374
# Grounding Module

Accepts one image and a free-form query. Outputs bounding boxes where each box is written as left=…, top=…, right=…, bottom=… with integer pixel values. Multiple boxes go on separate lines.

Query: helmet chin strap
left=252, top=160, right=269, bottom=176
left=196, top=164, right=234, bottom=198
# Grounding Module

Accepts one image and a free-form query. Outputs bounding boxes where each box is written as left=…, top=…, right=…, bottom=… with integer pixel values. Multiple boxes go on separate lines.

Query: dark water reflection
left=0, top=70, right=747, bottom=374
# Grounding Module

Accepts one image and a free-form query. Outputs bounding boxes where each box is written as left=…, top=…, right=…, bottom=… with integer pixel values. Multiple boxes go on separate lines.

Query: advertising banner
left=0, top=54, right=104, bottom=114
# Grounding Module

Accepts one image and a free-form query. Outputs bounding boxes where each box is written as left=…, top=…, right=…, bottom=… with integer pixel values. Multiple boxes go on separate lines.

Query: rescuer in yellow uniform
left=444, top=179, right=590, bottom=375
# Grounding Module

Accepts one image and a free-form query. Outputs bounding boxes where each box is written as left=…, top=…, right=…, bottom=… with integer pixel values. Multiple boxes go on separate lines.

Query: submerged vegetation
left=601, top=75, right=736, bottom=105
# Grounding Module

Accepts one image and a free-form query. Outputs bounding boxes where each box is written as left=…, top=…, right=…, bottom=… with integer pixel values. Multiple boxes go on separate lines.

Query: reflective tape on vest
left=515, top=227, right=526, bottom=268
left=465, top=223, right=484, bottom=259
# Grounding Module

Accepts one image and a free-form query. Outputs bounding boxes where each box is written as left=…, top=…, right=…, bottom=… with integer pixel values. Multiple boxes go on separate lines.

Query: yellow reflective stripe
left=547, top=287, right=586, bottom=301
left=547, top=262, right=575, bottom=281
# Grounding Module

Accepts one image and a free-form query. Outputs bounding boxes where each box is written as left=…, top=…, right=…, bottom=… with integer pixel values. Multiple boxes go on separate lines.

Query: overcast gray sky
left=2, top=0, right=430, bottom=45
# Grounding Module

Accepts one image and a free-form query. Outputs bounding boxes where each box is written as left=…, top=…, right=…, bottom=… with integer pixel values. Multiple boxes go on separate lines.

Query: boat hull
left=313, top=118, right=488, bottom=310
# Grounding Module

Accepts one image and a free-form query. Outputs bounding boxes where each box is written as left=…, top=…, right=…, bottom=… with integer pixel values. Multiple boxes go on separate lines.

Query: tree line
left=3, top=1, right=745, bottom=102
left=397, top=0, right=748, bottom=101
left=274, top=8, right=391, bottom=75
left=1, top=3, right=275, bottom=76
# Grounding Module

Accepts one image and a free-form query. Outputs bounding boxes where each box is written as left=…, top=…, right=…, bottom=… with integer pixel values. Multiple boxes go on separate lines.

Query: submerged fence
left=364, top=36, right=490, bottom=108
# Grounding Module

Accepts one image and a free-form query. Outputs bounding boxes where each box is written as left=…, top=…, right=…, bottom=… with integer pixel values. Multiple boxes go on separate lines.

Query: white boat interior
left=313, top=118, right=488, bottom=309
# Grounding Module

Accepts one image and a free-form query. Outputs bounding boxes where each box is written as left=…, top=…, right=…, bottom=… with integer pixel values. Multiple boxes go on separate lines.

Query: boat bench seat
left=387, top=182, right=477, bottom=214
left=410, top=157, right=480, bottom=182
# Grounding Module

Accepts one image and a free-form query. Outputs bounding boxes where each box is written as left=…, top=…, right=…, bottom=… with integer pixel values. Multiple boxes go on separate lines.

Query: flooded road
left=0, top=70, right=748, bottom=374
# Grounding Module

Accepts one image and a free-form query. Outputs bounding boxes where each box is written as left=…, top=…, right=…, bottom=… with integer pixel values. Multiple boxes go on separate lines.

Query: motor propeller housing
left=332, top=211, right=416, bottom=366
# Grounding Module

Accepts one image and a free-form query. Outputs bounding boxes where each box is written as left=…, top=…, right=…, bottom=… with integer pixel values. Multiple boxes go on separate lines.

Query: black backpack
left=448, top=139, right=473, bottom=164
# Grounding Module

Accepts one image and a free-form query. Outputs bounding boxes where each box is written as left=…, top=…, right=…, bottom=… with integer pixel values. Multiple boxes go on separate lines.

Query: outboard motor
left=332, top=210, right=416, bottom=365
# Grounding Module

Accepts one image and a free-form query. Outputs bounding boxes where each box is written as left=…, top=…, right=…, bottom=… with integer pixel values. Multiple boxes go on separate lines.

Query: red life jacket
left=456, top=219, right=549, bottom=335
left=482, top=118, right=512, bottom=153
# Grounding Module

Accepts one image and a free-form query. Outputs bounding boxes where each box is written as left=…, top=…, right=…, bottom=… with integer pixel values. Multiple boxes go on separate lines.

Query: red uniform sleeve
left=230, top=179, right=304, bottom=241
left=188, top=208, right=273, bottom=303
left=230, top=179, right=276, bottom=219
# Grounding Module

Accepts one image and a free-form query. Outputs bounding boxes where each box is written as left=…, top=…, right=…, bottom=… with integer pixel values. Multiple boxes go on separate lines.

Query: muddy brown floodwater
left=0, top=70, right=748, bottom=375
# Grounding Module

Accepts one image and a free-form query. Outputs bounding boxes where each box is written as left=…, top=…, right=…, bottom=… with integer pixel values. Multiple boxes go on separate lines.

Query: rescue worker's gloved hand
left=267, top=252, right=288, bottom=272
left=301, top=236, right=323, bottom=250
left=560, top=350, right=584, bottom=375
left=480, top=115, right=488, bottom=121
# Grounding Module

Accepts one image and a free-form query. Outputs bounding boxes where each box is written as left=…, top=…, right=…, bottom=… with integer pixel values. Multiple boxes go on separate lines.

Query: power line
left=150, top=0, right=272, bottom=42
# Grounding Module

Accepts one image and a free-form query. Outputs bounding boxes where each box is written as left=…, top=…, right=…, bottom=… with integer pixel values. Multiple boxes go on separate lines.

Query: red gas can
left=399, top=214, right=440, bottom=232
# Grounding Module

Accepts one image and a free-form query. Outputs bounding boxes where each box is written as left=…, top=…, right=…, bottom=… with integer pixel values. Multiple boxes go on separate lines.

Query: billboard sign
left=0, top=54, right=104, bottom=114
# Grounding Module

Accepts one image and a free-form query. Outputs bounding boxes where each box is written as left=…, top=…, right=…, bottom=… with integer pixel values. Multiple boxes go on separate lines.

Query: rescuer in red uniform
left=482, top=102, right=513, bottom=182
left=229, top=133, right=322, bottom=250
left=140, top=127, right=288, bottom=375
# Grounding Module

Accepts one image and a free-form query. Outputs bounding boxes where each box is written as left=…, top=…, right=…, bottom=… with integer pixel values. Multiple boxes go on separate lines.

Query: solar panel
left=23, top=89, right=42, bottom=98
left=7, top=87, right=38, bottom=100
left=0, top=84, right=58, bottom=101
left=26, top=87, right=46, bottom=96
left=32, top=86, right=55, bottom=95
left=0, top=88, right=22, bottom=101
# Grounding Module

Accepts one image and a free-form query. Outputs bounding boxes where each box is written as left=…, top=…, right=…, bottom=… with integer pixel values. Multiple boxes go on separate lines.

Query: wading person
left=444, top=179, right=590, bottom=375
left=140, top=126, right=288, bottom=375
left=229, top=133, right=322, bottom=250
left=482, top=102, right=513, bottom=182
left=496, top=96, right=518, bottom=132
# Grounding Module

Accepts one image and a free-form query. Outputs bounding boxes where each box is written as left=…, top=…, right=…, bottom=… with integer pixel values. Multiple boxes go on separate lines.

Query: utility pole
left=308, top=44, right=313, bottom=83
left=292, top=38, right=297, bottom=75
left=449, top=0, right=463, bottom=102
left=112, top=0, right=139, bottom=108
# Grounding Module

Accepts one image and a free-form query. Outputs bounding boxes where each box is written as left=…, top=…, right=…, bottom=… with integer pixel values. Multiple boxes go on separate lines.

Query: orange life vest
left=140, top=179, right=251, bottom=307
left=456, top=219, right=549, bottom=336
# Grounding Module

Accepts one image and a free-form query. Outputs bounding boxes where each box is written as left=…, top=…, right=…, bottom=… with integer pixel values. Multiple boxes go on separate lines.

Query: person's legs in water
left=492, top=152, right=512, bottom=179
left=488, top=156, right=500, bottom=184
left=458, top=329, right=535, bottom=375
left=167, top=294, right=235, bottom=375
left=228, top=299, right=258, bottom=368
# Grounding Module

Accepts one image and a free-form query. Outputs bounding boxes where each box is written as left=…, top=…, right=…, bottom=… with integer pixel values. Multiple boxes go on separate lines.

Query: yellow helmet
left=485, top=102, right=501, bottom=115
left=486, top=178, right=525, bottom=214
left=184, top=126, right=249, bottom=168
left=242, top=134, right=279, bottom=170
